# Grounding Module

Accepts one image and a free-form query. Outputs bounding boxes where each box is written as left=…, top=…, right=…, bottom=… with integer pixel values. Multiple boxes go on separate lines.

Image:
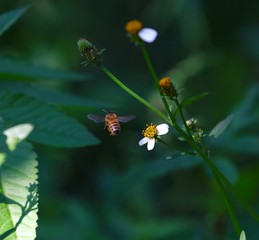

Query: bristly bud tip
left=77, top=38, right=104, bottom=67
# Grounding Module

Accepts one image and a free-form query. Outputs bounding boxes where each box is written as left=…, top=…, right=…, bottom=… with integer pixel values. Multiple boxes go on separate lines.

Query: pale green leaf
left=3, top=123, right=34, bottom=151
left=239, top=230, right=246, bottom=240
left=0, top=57, right=91, bottom=81
left=0, top=93, right=100, bottom=147
left=209, top=114, right=233, bottom=138
left=0, top=131, right=38, bottom=240
left=3, top=123, right=33, bottom=140
left=0, top=5, right=31, bottom=37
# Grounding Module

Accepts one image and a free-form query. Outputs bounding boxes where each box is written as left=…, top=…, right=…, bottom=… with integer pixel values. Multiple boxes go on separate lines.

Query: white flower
left=138, top=28, right=158, bottom=43
left=139, top=123, right=169, bottom=151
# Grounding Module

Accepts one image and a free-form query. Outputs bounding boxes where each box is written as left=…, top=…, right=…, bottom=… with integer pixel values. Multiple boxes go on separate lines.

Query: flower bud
left=192, top=128, right=204, bottom=143
left=77, top=38, right=104, bottom=66
left=186, top=118, right=197, bottom=130
left=159, top=77, right=178, bottom=99
left=125, top=20, right=142, bottom=35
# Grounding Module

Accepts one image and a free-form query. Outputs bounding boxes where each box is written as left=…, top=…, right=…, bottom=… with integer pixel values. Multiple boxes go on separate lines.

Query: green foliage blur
left=1, top=0, right=259, bottom=239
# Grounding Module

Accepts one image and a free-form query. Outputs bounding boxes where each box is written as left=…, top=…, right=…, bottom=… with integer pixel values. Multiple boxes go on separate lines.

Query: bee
left=87, top=111, right=135, bottom=136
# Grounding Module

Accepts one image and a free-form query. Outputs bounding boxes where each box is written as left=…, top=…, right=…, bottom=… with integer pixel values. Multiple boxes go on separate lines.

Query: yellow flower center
left=159, top=77, right=172, bottom=88
left=142, top=124, right=157, bottom=138
left=125, top=20, right=142, bottom=35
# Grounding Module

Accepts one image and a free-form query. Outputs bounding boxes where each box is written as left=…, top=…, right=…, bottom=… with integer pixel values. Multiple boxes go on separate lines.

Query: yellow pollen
left=142, top=124, right=157, bottom=138
left=159, top=77, right=172, bottom=88
left=125, top=20, right=142, bottom=35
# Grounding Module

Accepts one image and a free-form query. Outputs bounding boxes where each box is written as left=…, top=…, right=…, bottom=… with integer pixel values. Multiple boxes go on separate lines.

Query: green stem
left=139, top=42, right=175, bottom=124
left=174, top=98, right=194, bottom=139
left=173, top=123, right=242, bottom=235
left=100, top=65, right=170, bottom=123
left=139, top=42, right=158, bottom=87
left=207, top=156, right=259, bottom=222
left=100, top=64, right=243, bottom=236
left=140, top=42, right=243, bottom=231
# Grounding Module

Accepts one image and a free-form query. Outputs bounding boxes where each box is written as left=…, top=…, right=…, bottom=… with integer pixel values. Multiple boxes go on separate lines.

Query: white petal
left=138, top=28, right=158, bottom=43
left=139, top=137, right=149, bottom=146
left=147, top=138, right=155, bottom=150
left=156, top=124, right=169, bottom=135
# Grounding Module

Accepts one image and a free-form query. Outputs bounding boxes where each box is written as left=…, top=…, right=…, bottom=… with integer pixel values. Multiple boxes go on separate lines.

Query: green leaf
left=228, top=136, right=259, bottom=155
left=0, top=129, right=38, bottom=240
left=111, top=154, right=202, bottom=197
left=174, top=92, right=209, bottom=117
left=0, top=5, right=31, bottom=37
left=209, top=114, right=233, bottom=138
left=239, top=230, right=246, bottom=240
left=210, top=157, right=239, bottom=184
left=3, top=123, right=34, bottom=151
left=211, top=85, right=259, bottom=155
left=180, top=92, right=209, bottom=109
left=231, top=83, right=259, bottom=131
left=167, top=52, right=218, bottom=85
left=0, top=57, right=91, bottom=81
left=0, top=93, right=100, bottom=147
left=129, top=219, right=194, bottom=239
left=0, top=81, right=112, bottom=109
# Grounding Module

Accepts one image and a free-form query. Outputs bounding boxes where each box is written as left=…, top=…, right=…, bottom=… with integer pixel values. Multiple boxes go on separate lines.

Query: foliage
left=1, top=1, right=259, bottom=240
left=0, top=5, right=101, bottom=239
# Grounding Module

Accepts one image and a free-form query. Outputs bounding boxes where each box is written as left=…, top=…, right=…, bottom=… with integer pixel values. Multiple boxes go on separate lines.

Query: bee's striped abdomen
left=105, top=113, right=121, bottom=136
left=107, top=121, right=121, bottom=136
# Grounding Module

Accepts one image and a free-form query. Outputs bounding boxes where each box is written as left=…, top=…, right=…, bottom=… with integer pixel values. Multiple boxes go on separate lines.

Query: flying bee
left=87, top=111, right=135, bottom=136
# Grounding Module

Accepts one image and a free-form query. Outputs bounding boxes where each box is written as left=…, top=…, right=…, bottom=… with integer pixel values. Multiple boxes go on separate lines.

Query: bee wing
left=87, top=114, right=105, bottom=123
left=117, top=115, right=136, bottom=123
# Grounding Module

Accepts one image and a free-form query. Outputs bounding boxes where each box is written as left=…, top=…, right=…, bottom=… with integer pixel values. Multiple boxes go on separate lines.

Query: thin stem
left=175, top=121, right=259, bottom=228
left=100, top=64, right=243, bottom=236
left=173, top=123, right=242, bottom=235
left=211, top=166, right=242, bottom=235
left=174, top=98, right=194, bottom=139
left=100, top=65, right=170, bottom=124
left=206, top=156, right=259, bottom=221
left=139, top=41, right=158, bottom=86
left=139, top=42, right=175, bottom=124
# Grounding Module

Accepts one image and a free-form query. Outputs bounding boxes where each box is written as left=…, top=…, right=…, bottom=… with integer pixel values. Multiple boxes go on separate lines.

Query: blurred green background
left=1, top=0, right=259, bottom=239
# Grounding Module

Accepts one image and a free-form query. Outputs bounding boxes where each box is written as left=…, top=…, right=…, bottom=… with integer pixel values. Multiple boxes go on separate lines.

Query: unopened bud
left=159, top=77, right=178, bottom=99
left=77, top=38, right=105, bottom=67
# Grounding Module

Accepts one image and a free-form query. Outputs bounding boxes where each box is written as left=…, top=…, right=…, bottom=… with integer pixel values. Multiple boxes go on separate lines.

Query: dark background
left=1, top=0, right=259, bottom=239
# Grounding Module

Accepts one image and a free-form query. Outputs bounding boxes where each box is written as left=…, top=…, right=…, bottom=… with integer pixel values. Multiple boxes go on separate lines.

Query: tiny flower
left=125, top=20, right=158, bottom=43
left=159, top=77, right=178, bottom=99
left=185, top=118, right=204, bottom=143
left=186, top=118, right=197, bottom=130
left=193, top=128, right=204, bottom=143
left=139, top=123, right=169, bottom=151
left=77, top=38, right=105, bottom=67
